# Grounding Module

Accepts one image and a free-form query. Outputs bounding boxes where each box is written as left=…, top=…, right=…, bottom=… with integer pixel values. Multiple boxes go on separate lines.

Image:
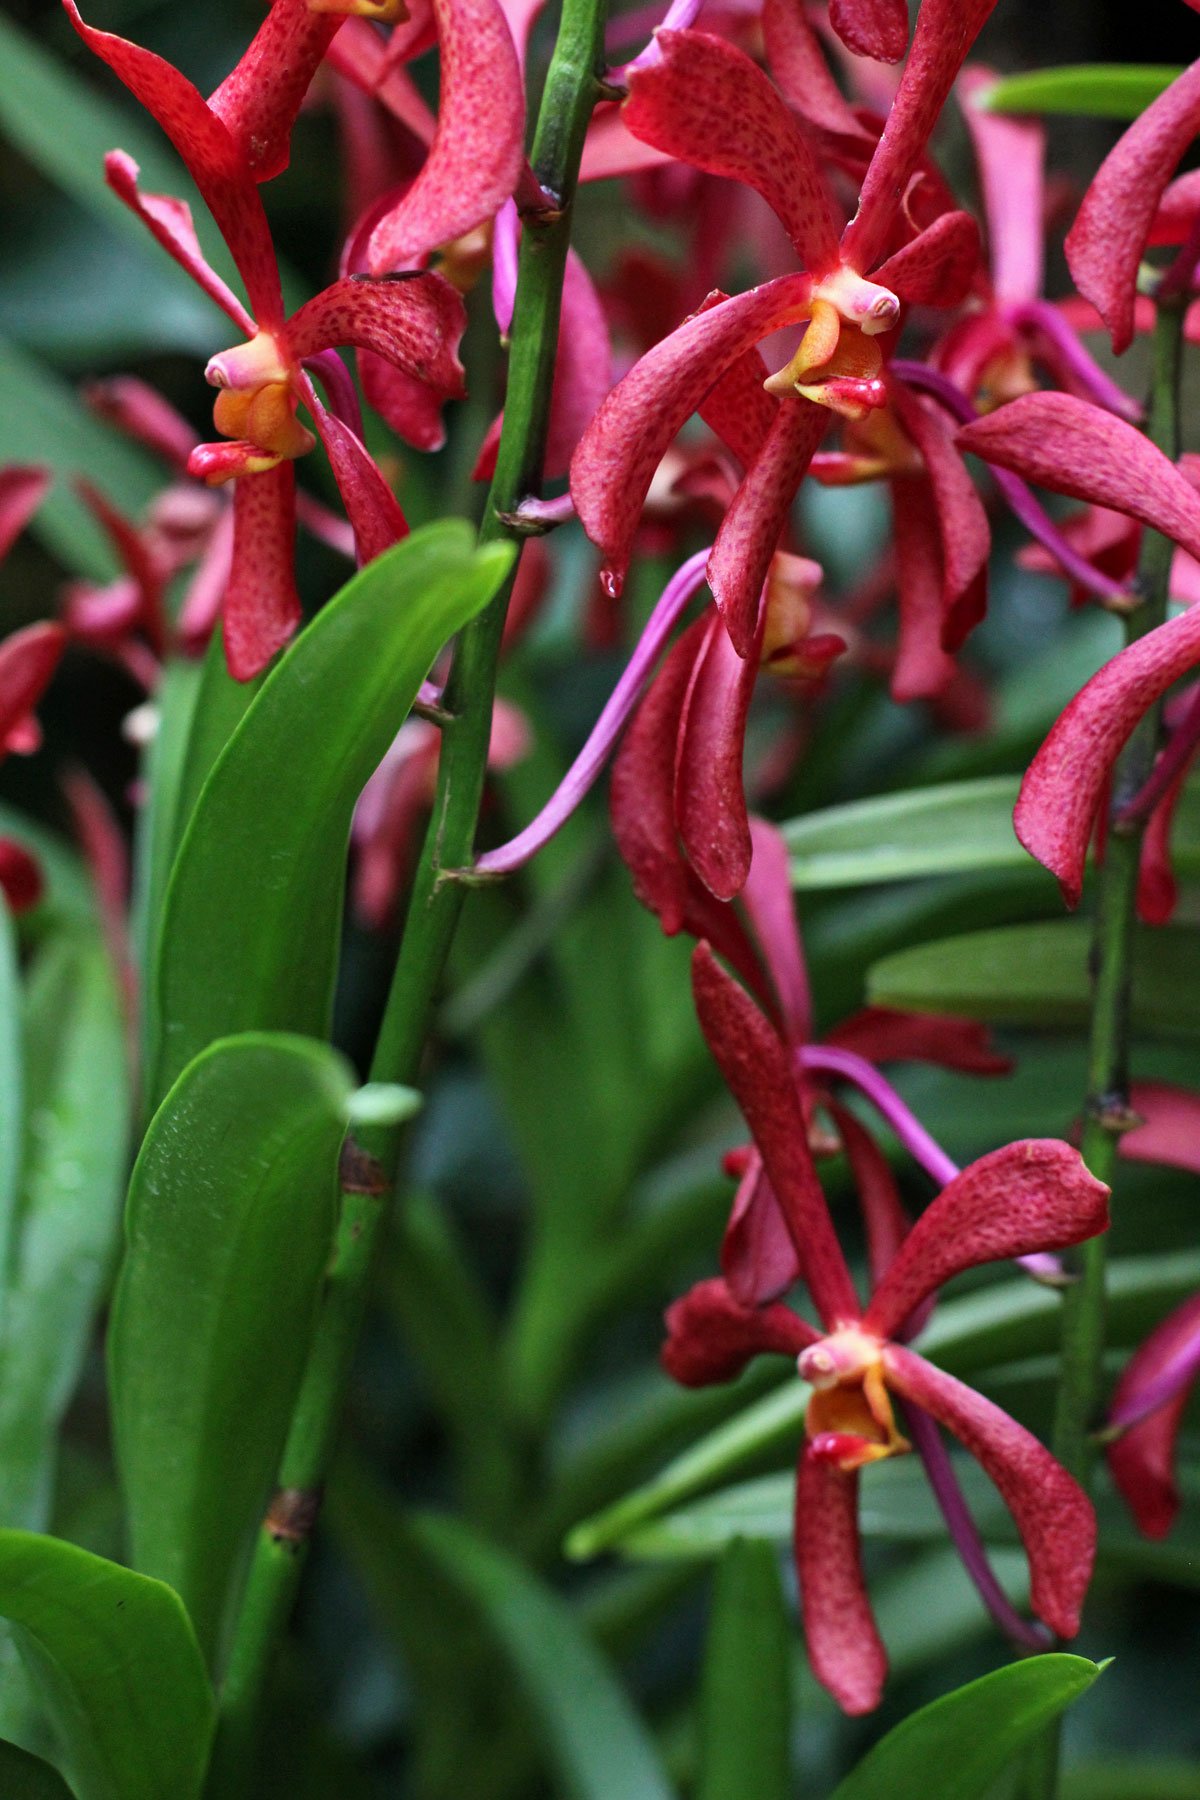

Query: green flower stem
left=1024, top=293, right=1185, bottom=1800
left=204, top=4, right=610, bottom=1785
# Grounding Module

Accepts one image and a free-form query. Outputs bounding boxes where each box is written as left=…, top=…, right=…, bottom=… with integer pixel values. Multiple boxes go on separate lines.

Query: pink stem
left=892, top=361, right=1134, bottom=607
left=609, top=0, right=709, bottom=78
left=473, top=549, right=711, bottom=875
left=904, top=1400, right=1051, bottom=1650
left=1115, top=679, right=1200, bottom=828
left=1007, top=300, right=1143, bottom=424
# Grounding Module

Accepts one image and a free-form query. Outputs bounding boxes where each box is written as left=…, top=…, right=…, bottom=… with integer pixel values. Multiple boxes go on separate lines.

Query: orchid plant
left=1, top=0, right=1200, bottom=1796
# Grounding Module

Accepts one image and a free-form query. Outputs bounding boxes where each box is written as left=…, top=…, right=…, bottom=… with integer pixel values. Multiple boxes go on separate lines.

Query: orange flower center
left=206, top=330, right=316, bottom=470
left=799, top=1329, right=910, bottom=1473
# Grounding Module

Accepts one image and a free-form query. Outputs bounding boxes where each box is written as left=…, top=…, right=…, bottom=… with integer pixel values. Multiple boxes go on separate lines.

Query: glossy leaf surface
left=698, top=1539, right=790, bottom=1800
left=783, top=777, right=1027, bottom=888
left=981, top=65, right=1183, bottom=119
left=0, top=1738, right=76, bottom=1799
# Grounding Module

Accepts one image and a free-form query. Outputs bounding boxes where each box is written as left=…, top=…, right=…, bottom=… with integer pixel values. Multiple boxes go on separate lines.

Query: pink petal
left=579, top=102, right=676, bottom=181
left=65, top=1, right=283, bottom=329
left=571, top=275, right=814, bottom=596
left=286, top=274, right=467, bottom=399
left=662, top=1276, right=816, bottom=1386
left=1108, top=1291, right=1200, bottom=1538
left=795, top=1451, right=887, bottom=1714
left=1123, top=1081, right=1200, bottom=1174
left=762, top=0, right=873, bottom=142
left=872, top=210, right=981, bottom=308
left=544, top=249, right=614, bottom=480
left=829, top=0, right=908, bottom=64
left=1015, top=603, right=1200, bottom=906
left=0, top=623, right=67, bottom=756
left=623, top=30, right=840, bottom=269
left=1136, top=757, right=1190, bottom=925
left=326, top=19, right=438, bottom=145
left=958, top=67, right=1045, bottom=306
left=841, top=0, right=1000, bottom=276
left=361, top=352, right=452, bottom=453
left=366, top=0, right=524, bottom=271
left=864, top=1140, right=1109, bottom=1340
left=958, top=392, right=1200, bottom=563
left=222, top=468, right=302, bottom=681
left=0, top=467, right=50, bottom=566
left=104, top=152, right=253, bottom=332
left=892, top=378, right=989, bottom=649
left=830, top=1102, right=910, bottom=1291
left=721, top=1152, right=803, bottom=1306
left=691, top=943, right=862, bottom=1329
left=177, top=507, right=235, bottom=654
left=0, top=840, right=44, bottom=914
left=890, top=475, right=956, bottom=701
left=675, top=612, right=758, bottom=899
left=307, top=396, right=409, bottom=564
left=742, top=816, right=812, bottom=1043
left=1065, top=59, right=1200, bottom=355
left=74, top=478, right=165, bottom=652
left=698, top=339, right=778, bottom=473
left=825, top=1006, right=1011, bottom=1074
left=884, top=1344, right=1097, bottom=1636
left=82, top=378, right=199, bottom=472
left=208, top=0, right=343, bottom=184
left=707, top=399, right=828, bottom=657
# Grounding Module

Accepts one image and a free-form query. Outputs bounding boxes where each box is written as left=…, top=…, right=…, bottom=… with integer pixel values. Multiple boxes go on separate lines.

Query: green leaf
left=0, top=904, right=21, bottom=1262
left=980, top=65, right=1183, bottom=120
left=0, top=1738, right=76, bottom=1799
left=0, top=1532, right=211, bottom=1800
left=829, top=1655, right=1103, bottom=1800
left=1061, top=1760, right=1200, bottom=1799
left=0, top=933, right=129, bottom=1531
left=868, top=921, right=1200, bottom=1036
left=783, top=777, right=1030, bottom=889
left=152, top=523, right=513, bottom=1101
left=109, top=1033, right=354, bottom=1666
left=411, top=1511, right=677, bottom=1800
left=697, top=1540, right=790, bottom=1800
left=0, top=810, right=94, bottom=933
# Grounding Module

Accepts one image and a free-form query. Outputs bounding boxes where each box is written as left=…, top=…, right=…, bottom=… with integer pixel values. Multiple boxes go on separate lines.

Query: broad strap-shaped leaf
left=109, top=1033, right=355, bottom=1666
left=0, top=1739, right=75, bottom=1799
left=0, top=903, right=20, bottom=1267
left=152, top=522, right=513, bottom=1100
left=783, top=776, right=1026, bottom=888
left=698, top=1539, right=791, bottom=1800
left=0, top=1532, right=212, bottom=1800
left=828, top=1654, right=1103, bottom=1800
left=980, top=65, right=1183, bottom=119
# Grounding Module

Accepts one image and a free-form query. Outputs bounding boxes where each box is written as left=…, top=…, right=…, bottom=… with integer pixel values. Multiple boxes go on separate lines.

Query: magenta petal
left=958, top=392, right=1200, bottom=562
left=308, top=397, right=409, bottom=565
left=662, top=1276, right=816, bottom=1386
left=698, top=337, right=778, bottom=473
left=1066, top=59, right=1200, bottom=354
left=829, top=1103, right=911, bottom=1291
left=543, top=249, right=614, bottom=480
left=795, top=1451, right=887, bottom=1715
left=829, top=0, right=908, bottom=63
left=104, top=152, right=253, bottom=332
left=892, top=379, right=990, bottom=648
left=65, top=0, right=283, bottom=328
left=1108, top=1292, right=1200, bottom=1539
left=762, top=0, right=873, bottom=142
left=691, top=942, right=862, bottom=1329
left=361, top=353, right=452, bottom=453
left=721, top=1152, right=803, bottom=1306
left=959, top=67, right=1045, bottom=306
left=571, top=275, right=814, bottom=595
left=366, top=0, right=525, bottom=271
left=675, top=613, right=758, bottom=899
left=1122, top=1081, right=1200, bottom=1174
left=864, top=1141, right=1109, bottom=1340
left=287, top=274, right=467, bottom=399
left=623, top=30, right=840, bottom=269
left=841, top=0, right=1000, bottom=276
left=1015, top=603, right=1200, bottom=906
left=890, top=476, right=956, bottom=701
left=742, top=817, right=812, bottom=1043
left=825, top=1006, right=1011, bottom=1075
left=883, top=1345, right=1097, bottom=1637
left=0, top=623, right=67, bottom=755
left=707, top=399, right=828, bottom=657
left=0, top=467, right=51, bottom=567
left=82, top=377, right=198, bottom=472
left=222, top=468, right=302, bottom=681
left=208, top=0, right=343, bottom=184
left=872, top=210, right=981, bottom=308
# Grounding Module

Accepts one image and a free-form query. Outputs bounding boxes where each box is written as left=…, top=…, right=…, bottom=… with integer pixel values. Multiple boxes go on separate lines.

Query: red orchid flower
left=67, top=1, right=467, bottom=678
left=570, top=0, right=997, bottom=654
left=665, top=943, right=1107, bottom=1714
left=0, top=616, right=67, bottom=915
left=957, top=390, right=1200, bottom=905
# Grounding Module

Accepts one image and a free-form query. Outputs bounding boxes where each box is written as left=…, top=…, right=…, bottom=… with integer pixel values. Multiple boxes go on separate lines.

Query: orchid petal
left=177, top=507, right=235, bottom=655
left=795, top=1451, right=886, bottom=1715
left=825, top=1006, right=1011, bottom=1074
left=82, top=378, right=198, bottom=472
left=698, top=339, right=778, bottom=473
left=0, top=467, right=50, bottom=567
left=762, top=0, right=872, bottom=142
left=890, top=476, right=956, bottom=701
left=884, top=1344, right=1096, bottom=1637
left=958, top=392, right=1200, bottom=563
left=721, top=1152, right=803, bottom=1307
left=676, top=612, right=758, bottom=899
left=662, top=1276, right=816, bottom=1386
left=0, top=623, right=67, bottom=758
left=864, top=1140, right=1109, bottom=1341
left=707, top=399, right=828, bottom=657
left=959, top=67, right=1045, bottom=306
left=0, top=840, right=44, bottom=915
left=326, top=19, right=438, bottom=143
left=1122, top=1082, right=1200, bottom=1174
left=307, top=397, right=409, bottom=564
left=829, top=0, right=908, bottom=65
left=65, top=0, right=283, bottom=328
left=579, top=102, right=676, bottom=181
left=366, top=0, right=525, bottom=271
left=1136, top=756, right=1190, bottom=925
left=1066, top=59, right=1200, bottom=355
left=222, top=467, right=302, bottom=680
left=104, top=151, right=254, bottom=334
left=287, top=274, right=467, bottom=399
left=1014, top=602, right=1200, bottom=906
left=872, top=209, right=981, bottom=308
left=571, top=275, right=814, bottom=595
left=892, top=378, right=990, bottom=648
left=841, top=0, right=1000, bottom=276
left=742, top=817, right=812, bottom=1043
left=1108, top=1292, right=1200, bottom=1538
left=363, top=356, right=452, bottom=453
left=208, top=0, right=343, bottom=183
left=829, top=1103, right=910, bottom=1292
left=623, top=30, right=840, bottom=269
left=543, top=249, right=614, bottom=480
left=74, top=479, right=164, bottom=652
left=691, top=942, right=862, bottom=1329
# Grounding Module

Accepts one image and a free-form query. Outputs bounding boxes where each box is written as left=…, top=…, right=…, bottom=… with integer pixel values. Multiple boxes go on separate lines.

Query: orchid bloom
left=957, top=390, right=1200, bottom=905
left=67, top=1, right=468, bottom=678
left=0, top=467, right=64, bottom=910
left=664, top=944, right=1106, bottom=1714
left=570, top=0, right=998, bottom=660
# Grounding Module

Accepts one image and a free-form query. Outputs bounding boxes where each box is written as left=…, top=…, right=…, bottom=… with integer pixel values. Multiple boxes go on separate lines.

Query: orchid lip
left=205, top=331, right=291, bottom=393
left=799, top=1328, right=884, bottom=1390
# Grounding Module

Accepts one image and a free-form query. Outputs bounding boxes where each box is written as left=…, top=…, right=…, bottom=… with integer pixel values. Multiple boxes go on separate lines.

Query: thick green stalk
left=1023, top=294, right=1185, bottom=1800
left=204, top=6, right=609, bottom=1785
